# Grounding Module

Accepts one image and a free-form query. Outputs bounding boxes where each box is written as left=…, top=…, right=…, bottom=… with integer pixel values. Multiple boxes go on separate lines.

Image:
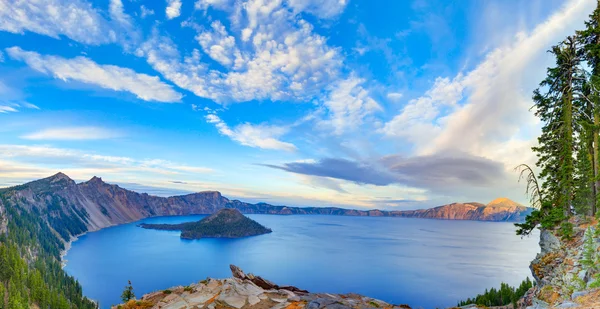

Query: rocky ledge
left=113, top=265, right=411, bottom=309
left=520, top=216, right=600, bottom=309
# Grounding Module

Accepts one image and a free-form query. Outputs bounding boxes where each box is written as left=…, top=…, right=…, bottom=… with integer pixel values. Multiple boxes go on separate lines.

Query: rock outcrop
left=112, top=265, right=411, bottom=309
left=521, top=217, right=600, bottom=309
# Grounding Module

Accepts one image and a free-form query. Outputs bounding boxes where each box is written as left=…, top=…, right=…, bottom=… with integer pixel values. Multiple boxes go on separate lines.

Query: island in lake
left=139, top=208, right=273, bottom=239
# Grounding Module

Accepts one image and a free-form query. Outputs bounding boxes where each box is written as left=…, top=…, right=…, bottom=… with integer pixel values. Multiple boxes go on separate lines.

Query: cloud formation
left=264, top=158, right=396, bottom=186
left=21, top=127, right=121, bottom=141
left=0, top=144, right=214, bottom=176
left=206, top=114, right=297, bottom=152
left=381, top=0, right=594, bottom=170
left=265, top=151, right=511, bottom=194
left=319, top=76, right=381, bottom=135
left=166, top=0, right=182, bottom=19
left=6, top=47, right=183, bottom=103
left=136, top=0, right=344, bottom=104
left=0, top=0, right=116, bottom=44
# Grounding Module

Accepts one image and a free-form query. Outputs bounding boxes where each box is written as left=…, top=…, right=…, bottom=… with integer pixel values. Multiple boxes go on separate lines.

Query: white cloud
left=166, top=0, right=182, bottom=19
left=386, top=92, right=403, bottom=102
left=196, top=21, right=245, bottom=68
left=137, top=1, right=342, bottom=104
left=6, top=47, right=183, bottom=103
left=140, top=5, right=155, bottom=18
left=20, top=102, right=40, bottom=110
left=286, top=0, right=348, bottom=19
left=319, top=76, right=381, bottom=135
left=194, top=0, right=232, bottom=11
left=0, top=0, right=116, bottom=45
left=381, top=0, right=594, bottom=169
left=0, top=51, right=4, bottom=62
left=194, top=0, right=347, bottom=19
left=206, top=114, right=297, bottom=151
left=0, top=102, right=40, bottom=113
left=21, top=127, right=121, bottom=141
left=380, top=76, right=464, bottom=146
left=109, top=0, right=132, bottom=27
left=0, top=144, right=214, bottom=176
left=0, top=106, right=17, bottom=113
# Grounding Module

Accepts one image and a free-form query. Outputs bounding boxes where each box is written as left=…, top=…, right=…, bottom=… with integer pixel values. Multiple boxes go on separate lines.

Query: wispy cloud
left=0, top=106, right=18, bottom=113
left=381, top=0, right=593, bottom=172
left=0, top=144, right=214, bottom=176
left=6, top=47, right=183, bottom=103
left=0, top=0, right=116, bottom=45
left=318, top=76, right=381, bottom=135
left=286, top=0, right=348, bottom=18
left=386, top=92, right=403, bottom=102
left=140, top=5, right=155, bottom=18
left=205, top=114, right=297, bottom=152
left=21, top=127, right=121, bottom=141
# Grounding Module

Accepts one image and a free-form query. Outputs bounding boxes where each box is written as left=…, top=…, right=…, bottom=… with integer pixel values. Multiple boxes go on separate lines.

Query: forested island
left=139, top=209, right=272, bottom=239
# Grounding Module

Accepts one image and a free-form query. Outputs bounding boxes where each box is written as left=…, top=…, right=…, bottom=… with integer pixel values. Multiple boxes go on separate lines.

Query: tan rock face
left=395, top=199, right=531, bottom=222
left=112, top=265, right=413, bottom=309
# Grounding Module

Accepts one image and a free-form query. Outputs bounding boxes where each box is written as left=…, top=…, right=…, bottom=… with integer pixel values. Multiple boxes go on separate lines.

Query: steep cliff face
left=523, top=217, right=600, bottom=309
left=0, top=196, right=7, bottom=234
left=397, top=198, right=532, bottom=222
left=397, top=202, right=484, bottom=220
left=0, top=173, right=534, bottom=242
left=0, top=173, right=230, bottom=235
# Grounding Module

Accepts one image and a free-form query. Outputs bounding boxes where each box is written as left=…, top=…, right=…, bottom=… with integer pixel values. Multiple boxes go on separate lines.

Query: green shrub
left=560, top=221, right=574, bottom=240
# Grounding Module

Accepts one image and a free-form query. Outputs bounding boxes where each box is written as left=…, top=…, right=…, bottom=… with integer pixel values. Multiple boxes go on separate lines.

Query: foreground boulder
left=112, top=265, right=412, bottom=309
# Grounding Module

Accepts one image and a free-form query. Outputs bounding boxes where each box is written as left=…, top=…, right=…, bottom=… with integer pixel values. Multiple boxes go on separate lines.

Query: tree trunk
left=594, top=113, right=599, bottom=216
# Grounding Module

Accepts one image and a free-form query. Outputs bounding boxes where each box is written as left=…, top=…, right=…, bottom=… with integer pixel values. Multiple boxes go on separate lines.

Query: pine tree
left=578, top=0, right=600, bottom=217
left=532, top=36, right=583, bottom=218
left=574, top=134, right=594, bottom=215
left=121, top=280, right=135, bottom=303
left=582, top=227, right=599, bottom=270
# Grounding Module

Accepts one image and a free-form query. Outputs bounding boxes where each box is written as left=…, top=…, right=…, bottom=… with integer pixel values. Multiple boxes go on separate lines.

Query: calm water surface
left=64, top=215, right=540, bottom=309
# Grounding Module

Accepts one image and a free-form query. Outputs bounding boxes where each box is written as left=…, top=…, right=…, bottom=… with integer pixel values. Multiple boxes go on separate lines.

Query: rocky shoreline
left=60, top=232, right=86, bottom=268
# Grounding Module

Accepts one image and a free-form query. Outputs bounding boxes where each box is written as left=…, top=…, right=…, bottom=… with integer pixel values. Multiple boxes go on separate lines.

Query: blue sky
left=0, top=0, right=594, bottom=209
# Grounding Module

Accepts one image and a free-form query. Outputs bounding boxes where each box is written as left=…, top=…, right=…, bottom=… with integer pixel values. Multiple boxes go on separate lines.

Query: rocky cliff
left=112, top=265, right=412, bottom=309
left=519, top=217, right=600, bottom=309
left=0, top=173, right=533, bottom=242
left=398, top=198, right=532, bottom=222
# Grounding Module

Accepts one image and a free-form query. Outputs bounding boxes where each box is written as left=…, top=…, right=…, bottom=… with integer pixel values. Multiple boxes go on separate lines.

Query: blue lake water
left=63, top=215, right=540, bottom=309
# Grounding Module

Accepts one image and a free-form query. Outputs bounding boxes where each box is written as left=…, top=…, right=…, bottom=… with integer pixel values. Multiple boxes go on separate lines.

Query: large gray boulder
left=540, top=229, right=561, bottom=255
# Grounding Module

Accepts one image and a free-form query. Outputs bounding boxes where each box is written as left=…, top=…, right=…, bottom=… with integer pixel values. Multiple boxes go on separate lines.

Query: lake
left=63, top=215, right=540, bottom=309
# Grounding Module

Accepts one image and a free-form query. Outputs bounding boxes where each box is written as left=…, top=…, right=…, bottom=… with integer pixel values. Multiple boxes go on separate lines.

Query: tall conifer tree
left=578, top=0, right=600, bottom=216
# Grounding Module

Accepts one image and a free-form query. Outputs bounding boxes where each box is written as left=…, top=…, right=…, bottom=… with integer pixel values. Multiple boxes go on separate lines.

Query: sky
left=0, top=0, right=596, bottom=210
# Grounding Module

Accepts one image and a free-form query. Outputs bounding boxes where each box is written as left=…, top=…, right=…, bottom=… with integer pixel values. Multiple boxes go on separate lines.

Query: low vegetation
left=457, top=278, right=534, bottom=308
left=0, top=192, right=97, bottom=309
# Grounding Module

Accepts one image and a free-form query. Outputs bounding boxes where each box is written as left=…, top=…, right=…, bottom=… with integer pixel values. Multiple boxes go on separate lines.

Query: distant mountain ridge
left=0, top=173, right=533, bottom=238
